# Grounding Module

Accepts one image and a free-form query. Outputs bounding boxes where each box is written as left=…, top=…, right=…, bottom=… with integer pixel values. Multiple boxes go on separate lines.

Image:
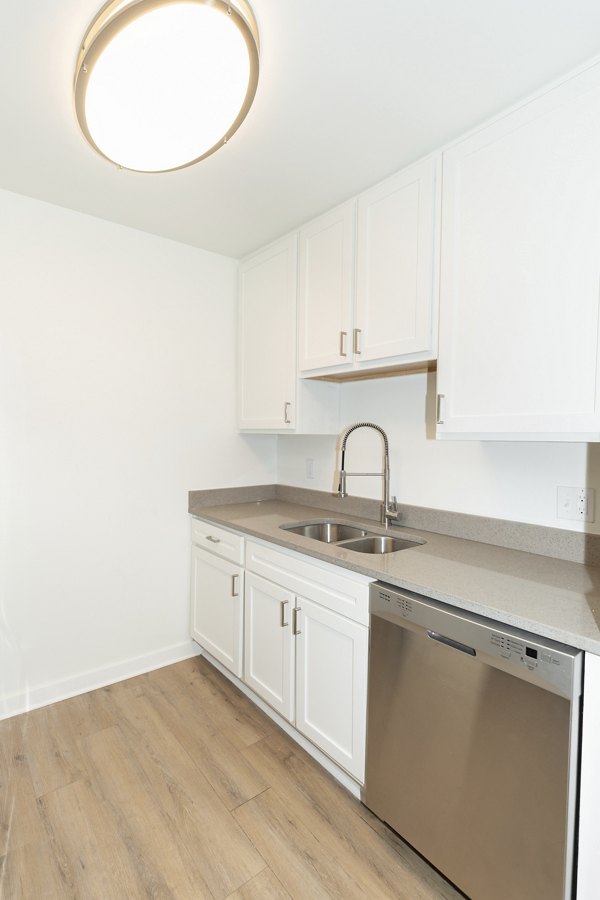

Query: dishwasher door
left=365, top=584, right=582, bottom=900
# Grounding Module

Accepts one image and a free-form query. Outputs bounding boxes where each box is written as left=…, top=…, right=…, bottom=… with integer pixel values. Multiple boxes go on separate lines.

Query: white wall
left=278, top=372, right=600, bottom=533
left=0, top=189, right=277, bottom=718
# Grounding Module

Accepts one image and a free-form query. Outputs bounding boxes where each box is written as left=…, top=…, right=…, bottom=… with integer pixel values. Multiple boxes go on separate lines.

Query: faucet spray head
left=337, top=447, right=347, bottom=497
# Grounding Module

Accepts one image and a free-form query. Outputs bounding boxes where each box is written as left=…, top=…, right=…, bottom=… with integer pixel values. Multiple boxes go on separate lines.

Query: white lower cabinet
left=295, top=596, right=368, bottom=780
left=243, top=541, right=371, bottom=783
left=190, top=522, right=371, bottom=781
left=190, top=522, right=244, bottom=678
left=244, top=572, right=295, bottom=720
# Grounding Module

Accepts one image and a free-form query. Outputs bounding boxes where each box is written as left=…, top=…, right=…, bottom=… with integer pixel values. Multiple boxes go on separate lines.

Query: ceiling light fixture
left=74, top=0, right=259, bottom=173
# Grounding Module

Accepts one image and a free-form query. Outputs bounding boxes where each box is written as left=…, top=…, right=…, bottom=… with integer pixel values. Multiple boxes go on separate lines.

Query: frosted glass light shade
left=74, top=0, right=259, bottom=173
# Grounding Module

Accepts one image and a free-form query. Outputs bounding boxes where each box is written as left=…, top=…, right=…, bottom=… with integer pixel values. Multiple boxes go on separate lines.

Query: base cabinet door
left=244, top=573, right=295, bottom=721
left=190, top=545, right=243, bottom=678
left=294, top=596, right=368, bottom=782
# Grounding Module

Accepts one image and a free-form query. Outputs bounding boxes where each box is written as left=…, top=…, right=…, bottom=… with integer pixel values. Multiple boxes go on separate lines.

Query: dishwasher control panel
left=489, top=631, right=562, bottom=670
left=371, top=583, right=582, bottom=701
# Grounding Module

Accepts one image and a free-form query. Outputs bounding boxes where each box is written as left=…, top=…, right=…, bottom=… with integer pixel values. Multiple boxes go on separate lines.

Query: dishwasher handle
left=427, top=630, right=476, bottom=657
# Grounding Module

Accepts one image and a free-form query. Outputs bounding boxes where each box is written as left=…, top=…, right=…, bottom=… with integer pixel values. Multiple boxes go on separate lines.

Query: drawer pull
left=284, top=401, right=292, bottom=424
left=206, top=535, right=221, bottom=543
left=231, top=574, right=239, bottom=597
left=280, top=600, right=289, bottom=627
left=292, top=606, right=301, bottom=636
left=353, top=328, right=362, bottom=355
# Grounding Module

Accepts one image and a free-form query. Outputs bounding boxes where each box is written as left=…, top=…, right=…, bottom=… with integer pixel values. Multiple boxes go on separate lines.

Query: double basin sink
left=280, top=520, right=425, bottom=555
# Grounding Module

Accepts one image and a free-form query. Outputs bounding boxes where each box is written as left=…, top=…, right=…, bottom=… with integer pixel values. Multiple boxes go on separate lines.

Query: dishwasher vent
left=393, top=595, right=414, bottom=615
left=375, top=587, right=414, bottom=617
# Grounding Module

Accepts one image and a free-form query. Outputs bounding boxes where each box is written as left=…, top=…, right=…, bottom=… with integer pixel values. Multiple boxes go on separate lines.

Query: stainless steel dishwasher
left=365, top=582, right=583, bottom=900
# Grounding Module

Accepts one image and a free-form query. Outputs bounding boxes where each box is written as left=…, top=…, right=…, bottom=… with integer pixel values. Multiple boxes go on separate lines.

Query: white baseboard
left=0, top=640, right=201, bottom=721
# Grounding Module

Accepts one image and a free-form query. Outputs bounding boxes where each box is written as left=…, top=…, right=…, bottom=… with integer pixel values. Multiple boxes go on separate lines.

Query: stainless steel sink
left=337, top=535, right=423, bottom=554
left=280, top=520, right=425, bottom=554
left=282, top=521, right=368, bottom=543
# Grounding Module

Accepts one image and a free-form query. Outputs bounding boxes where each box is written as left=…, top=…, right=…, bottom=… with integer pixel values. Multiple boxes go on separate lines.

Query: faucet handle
left=389, top=494, right=398, bottom=513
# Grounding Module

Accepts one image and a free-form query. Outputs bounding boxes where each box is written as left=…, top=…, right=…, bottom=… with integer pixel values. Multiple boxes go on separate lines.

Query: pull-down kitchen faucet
left=337, top=422, right=399, bottom=528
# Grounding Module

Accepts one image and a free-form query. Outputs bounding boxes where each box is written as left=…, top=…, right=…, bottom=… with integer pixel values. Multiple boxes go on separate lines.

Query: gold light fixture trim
left=74, top=0, right=260, bottom=173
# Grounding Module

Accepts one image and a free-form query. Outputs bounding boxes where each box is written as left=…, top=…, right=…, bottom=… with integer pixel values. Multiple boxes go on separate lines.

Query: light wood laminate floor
left=0, top=656, right=462, bottom=899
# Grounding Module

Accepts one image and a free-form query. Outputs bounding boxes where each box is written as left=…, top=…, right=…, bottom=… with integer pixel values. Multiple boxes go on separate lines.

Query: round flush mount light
left=74, top=0, right=259, bottom=173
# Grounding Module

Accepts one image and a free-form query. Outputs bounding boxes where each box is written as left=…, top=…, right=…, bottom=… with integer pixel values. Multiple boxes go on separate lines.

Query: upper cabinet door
left=238, top=235, right=297, bottom=430
left=437, top=63, right=600, bottom=440
left=298, top=201, right=355, bottom=372
left=355, top=157, right=438, bottom=363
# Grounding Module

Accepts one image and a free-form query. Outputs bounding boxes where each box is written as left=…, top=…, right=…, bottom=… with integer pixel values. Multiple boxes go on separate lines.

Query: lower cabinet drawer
left=191, top=517, right=244, bottom=564
left=245, top=539, right=371, bottom=625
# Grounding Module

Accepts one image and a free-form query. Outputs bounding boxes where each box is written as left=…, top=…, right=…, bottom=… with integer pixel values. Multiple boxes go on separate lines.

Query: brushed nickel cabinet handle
left=280, top=600, right=289, bottom=627
left=284, top=401, right=291, bottom=424
left=353, top=328, right=362, bottom=355
left=231, top=574, right=239, bottom=597
left=436, top=394, right=445, bottom=425
left=340, top=331, right=347, bottom=357
left=206, top=535, right=221, bottom=543
left=292, top=606, right=302, bottom=636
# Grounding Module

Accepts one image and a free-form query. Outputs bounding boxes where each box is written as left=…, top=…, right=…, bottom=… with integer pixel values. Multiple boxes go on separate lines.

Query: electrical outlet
left=305, top=458, right=315, bottom=480
left=557, top=486, right=595, bottom=522
left=578, top=488, right=595, bottom=523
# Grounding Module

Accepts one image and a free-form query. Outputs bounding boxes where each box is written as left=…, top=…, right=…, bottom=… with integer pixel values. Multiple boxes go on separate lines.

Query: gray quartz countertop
left=189, top=495, right=600, bottom=655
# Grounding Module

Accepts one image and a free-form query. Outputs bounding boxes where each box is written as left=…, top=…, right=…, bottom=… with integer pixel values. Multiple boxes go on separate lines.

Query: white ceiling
left=2, top=0, right=600, bottom=259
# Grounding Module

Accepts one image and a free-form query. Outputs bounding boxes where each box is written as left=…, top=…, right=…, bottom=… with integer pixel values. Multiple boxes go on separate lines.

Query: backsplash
left=277, top=372, right=600, bottom=535
left=189, top=484, right=600, bottom=567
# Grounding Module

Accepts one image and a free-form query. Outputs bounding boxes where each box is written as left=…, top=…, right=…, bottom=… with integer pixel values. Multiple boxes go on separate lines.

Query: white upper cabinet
left=298, top=201, right=356, bottom=371
left=238, top=234, right=340, bottom=433
left=355, top=157, right=438, bottom=364
left=437, top=62, right=600, bottom=440
left=297, top=157, right=439, bottom=377
left=238, top=235, right=297, bottom=430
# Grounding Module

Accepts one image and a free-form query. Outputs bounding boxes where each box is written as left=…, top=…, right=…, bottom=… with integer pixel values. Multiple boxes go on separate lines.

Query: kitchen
left=2, top=1, right=600, bottom=898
